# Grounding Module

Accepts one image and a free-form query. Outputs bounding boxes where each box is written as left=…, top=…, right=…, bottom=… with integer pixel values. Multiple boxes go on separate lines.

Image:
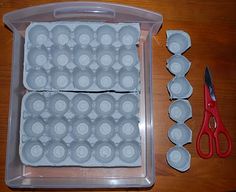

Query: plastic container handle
left=54, top=7, right=115, bottom=19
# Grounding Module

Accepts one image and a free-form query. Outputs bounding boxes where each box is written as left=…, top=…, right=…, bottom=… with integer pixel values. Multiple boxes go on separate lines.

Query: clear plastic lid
left=3, top=2, right=162, bottom=35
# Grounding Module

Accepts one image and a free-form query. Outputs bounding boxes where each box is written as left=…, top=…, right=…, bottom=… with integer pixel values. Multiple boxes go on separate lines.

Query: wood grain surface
left=0, top=0, right=236, bottom=191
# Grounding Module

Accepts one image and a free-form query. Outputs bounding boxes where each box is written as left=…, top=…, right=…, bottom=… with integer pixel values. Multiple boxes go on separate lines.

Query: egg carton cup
left=166, top=30, right=191, bottom=55
left=19, top=92, right=141, bottom=166
left=24, top=22, right=141, bottom=91
left=166, top=146, right=191, bottom=172
left=166, top=55, right=191, bottom=77
left=168, top=123, right=192, bottom=146
left=168, top=99, right=192, bottom=123
left=167, top=76, right=193, bottom=99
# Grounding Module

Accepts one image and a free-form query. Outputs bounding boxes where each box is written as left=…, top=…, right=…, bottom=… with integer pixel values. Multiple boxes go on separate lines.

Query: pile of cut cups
left=166, top=30, right=192, bottom=172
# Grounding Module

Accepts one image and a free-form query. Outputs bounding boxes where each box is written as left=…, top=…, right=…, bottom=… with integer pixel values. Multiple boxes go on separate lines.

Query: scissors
left=196, top=67, right=232, bottom=158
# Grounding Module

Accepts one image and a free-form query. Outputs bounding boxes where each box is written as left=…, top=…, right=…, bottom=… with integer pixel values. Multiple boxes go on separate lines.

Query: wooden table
left=0, top=0, right=236, bottom=191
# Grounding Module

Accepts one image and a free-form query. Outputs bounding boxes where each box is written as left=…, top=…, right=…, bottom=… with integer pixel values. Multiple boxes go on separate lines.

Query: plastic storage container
left=3, top=2, right=162, bottom=188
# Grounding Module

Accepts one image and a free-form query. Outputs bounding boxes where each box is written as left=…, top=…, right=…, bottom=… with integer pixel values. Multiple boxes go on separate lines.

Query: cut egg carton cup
left=166, top=146, right=191, bottom=172
left=166, top=30, right=191, bottom=55
left=167, top=77, right=193, bottom=99
left=166, top=55, right=191, bottom=77
left=168, top=123, right=192, bottom=146
left=24, top=22, right=141, bottom=91
left=168, top=99, right=192, bottom=123
left=20, top=92, right=141, bottom=167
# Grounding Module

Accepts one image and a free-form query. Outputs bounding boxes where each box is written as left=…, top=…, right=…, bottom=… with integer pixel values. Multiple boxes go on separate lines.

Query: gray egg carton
left=166, top=30, right=192, bottom=172
left=166, top=30, right=192, bottom=99
left=19, top=92, right=141, bottom=167
left=23, top=22, right=141, bottom=91
left=167, top=100, right=192, bottom=172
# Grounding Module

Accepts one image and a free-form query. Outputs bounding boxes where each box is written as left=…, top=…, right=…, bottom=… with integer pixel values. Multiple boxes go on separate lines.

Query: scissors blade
left=205, top=67, right=216, bottom=101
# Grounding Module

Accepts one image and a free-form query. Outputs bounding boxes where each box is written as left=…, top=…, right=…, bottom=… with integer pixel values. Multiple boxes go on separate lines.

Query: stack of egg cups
left=19, top=22, right=142, bottom=167
left=166, top=30, right=193, bottom=172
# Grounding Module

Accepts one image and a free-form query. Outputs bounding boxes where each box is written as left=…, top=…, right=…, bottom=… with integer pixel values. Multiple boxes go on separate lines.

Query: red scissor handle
left=196, top=109, right=214, bottom=159
left=196, top=85, right=232, bottom=158
left=211, top=104, right=232, bottom=158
